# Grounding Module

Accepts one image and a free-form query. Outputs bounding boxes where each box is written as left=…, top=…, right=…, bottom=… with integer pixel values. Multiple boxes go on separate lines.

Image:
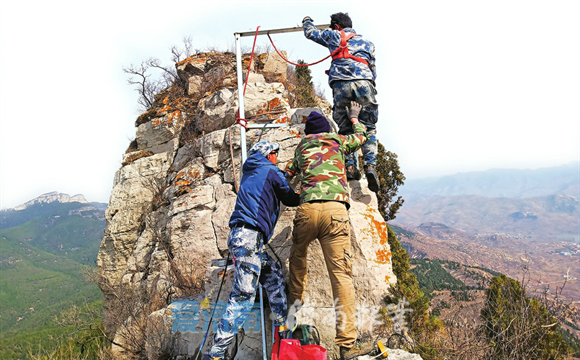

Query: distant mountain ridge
left=395, top=193, right=579, bottom=241
left=400, top=162, right=579, bottom=199
left=0, top=192, right=107, bottom=263
left=394, top=163, right=579, bottom=240
left=2, top=191, right=88, bottom=211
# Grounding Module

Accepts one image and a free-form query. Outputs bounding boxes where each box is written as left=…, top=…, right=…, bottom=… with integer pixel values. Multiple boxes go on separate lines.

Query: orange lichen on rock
left=174, top=167, right=201, bottom=196
left=152, top=110, right=183, bottom=130
left=362, top=205, right=389, bottom=245
left=274, top=116, right=290, bottom=124
left=177, top=53, right=208, bottom=67
left=375, top=249, right=392, bottom=264
left=166, top=110, right=181, bottom=124
left=175, top=180, right=191, bottom=186
left=289, top=130, right=301, bottom=138
left=268, top=97, right=283, bottom=109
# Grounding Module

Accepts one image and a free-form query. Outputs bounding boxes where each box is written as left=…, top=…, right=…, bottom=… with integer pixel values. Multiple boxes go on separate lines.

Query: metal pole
left=235, top=32, right=248, bottom=164
left=236, top=24, right=331, bottom=37
left=259, top=284, right=267, bottom=360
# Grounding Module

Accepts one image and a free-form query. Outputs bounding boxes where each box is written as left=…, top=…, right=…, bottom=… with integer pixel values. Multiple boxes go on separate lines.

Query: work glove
left=348, top=101, right=362, bottom=123
left=285, top=161, right=296, bottom=178
left=302, top=16, right=313, bottom=24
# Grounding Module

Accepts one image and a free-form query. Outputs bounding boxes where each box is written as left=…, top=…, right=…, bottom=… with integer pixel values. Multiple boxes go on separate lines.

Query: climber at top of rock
left=302, top=12, right=380, bottom=193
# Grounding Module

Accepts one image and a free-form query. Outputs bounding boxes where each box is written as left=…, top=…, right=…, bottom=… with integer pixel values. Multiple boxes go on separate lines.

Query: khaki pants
left=289, top=201, right=356, bottom=348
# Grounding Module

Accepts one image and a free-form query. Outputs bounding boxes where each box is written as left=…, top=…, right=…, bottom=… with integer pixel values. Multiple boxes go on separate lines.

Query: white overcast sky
left=1, top=0, right=579, bottom=208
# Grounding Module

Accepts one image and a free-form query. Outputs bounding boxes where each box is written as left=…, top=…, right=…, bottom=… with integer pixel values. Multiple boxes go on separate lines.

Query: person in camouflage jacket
left=303, top=12, right=380, bottom=193
left=286, top=105, right=370, bottom=359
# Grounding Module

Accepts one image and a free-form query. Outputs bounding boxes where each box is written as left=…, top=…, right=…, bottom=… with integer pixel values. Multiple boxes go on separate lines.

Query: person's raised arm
left=302, top=16, right=333, bottom=47
left=342, top=101, right=369, bottom=154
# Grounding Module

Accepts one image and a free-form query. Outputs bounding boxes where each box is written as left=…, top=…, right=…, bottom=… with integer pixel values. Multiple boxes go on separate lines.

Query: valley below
left=392, top=222, right=580, bottom=338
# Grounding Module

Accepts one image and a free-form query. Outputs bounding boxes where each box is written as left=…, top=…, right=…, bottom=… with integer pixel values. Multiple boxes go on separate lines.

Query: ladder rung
left=246, top=123, right=289, bottom=129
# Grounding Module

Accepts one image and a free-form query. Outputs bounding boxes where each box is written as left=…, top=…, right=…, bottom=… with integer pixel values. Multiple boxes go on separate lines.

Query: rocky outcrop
left=98, top=52, right=397, bottom=359
left=9, top=191, right=87, bottom=211
left=360, top=349, right=423, bottom=360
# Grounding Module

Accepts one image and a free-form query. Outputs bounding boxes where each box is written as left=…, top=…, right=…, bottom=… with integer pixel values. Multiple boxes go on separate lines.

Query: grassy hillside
left=0, top=202, right=106, bottom=264
left=0, top=238, right=101, bottom=332
left=0, top=238, right=102, bottom=359
left=0, top=200, right=106, bottom=359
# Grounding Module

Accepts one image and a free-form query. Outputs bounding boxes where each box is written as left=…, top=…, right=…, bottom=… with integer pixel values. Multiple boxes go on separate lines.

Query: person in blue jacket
left=302, top=12, right=381, bottom=193
left=203, top=141, right=300, bottom=360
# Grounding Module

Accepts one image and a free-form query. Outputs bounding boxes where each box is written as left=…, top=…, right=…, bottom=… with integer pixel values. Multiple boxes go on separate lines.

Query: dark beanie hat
left=304, top=111, right=331, bottom=135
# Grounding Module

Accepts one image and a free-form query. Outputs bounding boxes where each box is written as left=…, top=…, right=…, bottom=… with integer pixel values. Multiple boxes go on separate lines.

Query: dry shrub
left=418, top=271, right=574, bottom=360
left=123, top=151, right=154, bottom=166
left=136, top=108, right=159, bottom=127
left=96, top=273, right=177, bottom=359
left=480, top=272, right=571, bottom=360
left=140, top=174, right=169, bottom=212
left=126, top=139, right=139, bottom=154
left=94, top=252, right=205, bottom=358
left=163, top=251, right=206, bottom=299
left=427, top=293, right=489, bottom=359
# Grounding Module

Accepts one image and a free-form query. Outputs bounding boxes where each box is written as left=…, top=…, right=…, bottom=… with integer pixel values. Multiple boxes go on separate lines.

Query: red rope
left=243, top=26, right=261, bottom=95
left=267, top=33, right=333, bottom=67
left=237, top=26, right=261, bottom=130
left=237, top=26, right=334, bottom=130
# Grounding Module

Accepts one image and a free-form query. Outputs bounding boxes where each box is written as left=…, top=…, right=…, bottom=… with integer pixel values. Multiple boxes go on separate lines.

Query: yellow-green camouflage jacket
left=288, top=123, right=368, bottom=208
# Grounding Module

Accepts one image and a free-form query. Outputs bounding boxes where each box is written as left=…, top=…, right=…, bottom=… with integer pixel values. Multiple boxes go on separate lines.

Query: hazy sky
left=1, top=0, right=579, bottom=208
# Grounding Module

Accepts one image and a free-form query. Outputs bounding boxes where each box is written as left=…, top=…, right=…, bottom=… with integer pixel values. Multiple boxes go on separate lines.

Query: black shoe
left=346, top=165, right=362, bottom=181
left=339, top=341, right=377, bottom=360
left=364, top=165, right=380, bottom=193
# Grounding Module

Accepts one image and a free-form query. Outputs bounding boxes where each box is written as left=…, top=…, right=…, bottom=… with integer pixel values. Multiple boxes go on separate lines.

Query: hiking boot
left=202, top=354, right=223, bottom=360
left=340, top=340, right=377, bottom=360
left=346, top=165, right=362, bottom=181
left=278, top=323, right=292, bottom=339
left=364, top=165, right=380, bottom=193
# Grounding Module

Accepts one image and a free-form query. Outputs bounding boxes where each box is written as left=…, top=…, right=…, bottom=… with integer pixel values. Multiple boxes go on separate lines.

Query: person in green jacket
left=286, top=103, right=375, bottom=360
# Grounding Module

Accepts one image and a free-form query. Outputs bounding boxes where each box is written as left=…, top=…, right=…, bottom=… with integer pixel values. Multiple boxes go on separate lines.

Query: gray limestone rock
left=98, top=52, right=396, bottom=359
left=195, top=88, right=238, bottom=134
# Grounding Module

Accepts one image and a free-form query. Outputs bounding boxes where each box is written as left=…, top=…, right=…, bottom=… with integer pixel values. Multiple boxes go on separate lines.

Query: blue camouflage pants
left=332, top=79, right=378, bottom=168
left=208, top=227, right=288, bottom=358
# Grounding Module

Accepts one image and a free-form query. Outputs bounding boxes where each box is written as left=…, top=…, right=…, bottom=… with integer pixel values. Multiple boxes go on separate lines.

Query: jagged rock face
left=98, top=52, right=396, bottom=359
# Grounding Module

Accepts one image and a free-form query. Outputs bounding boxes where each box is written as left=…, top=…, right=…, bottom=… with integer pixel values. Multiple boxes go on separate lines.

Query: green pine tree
left=481, top=275, right=570, bottom=359
left=375, top=142, right=405, bottom=221
left=295, top=60, right=317, bottom=107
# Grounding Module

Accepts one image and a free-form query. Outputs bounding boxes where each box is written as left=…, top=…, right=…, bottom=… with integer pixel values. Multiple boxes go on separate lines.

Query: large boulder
left=97, top=52, right=397, bottom=359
